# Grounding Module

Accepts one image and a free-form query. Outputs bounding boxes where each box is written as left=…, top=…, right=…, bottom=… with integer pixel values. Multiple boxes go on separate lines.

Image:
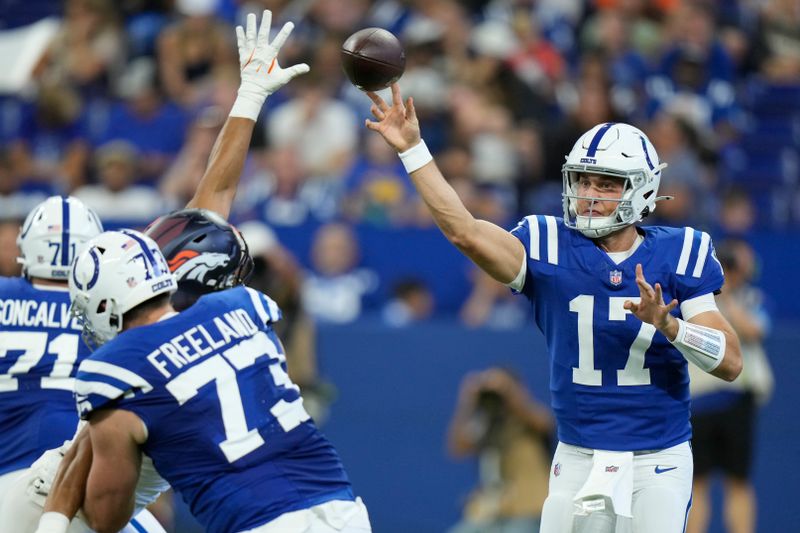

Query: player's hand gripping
left=365, top=83, right=421, bottom=153
left=624, top=263, right=679, bottom=334
left=231, top=10, right=310, bottom=120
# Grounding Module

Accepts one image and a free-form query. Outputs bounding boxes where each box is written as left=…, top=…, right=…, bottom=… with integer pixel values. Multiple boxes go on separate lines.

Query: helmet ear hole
left=96, top=300, right=107, bottom=313
left=193, top=234, right=207, bottom=243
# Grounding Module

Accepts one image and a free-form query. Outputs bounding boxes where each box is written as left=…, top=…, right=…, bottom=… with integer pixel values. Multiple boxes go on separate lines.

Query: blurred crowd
left=1, top=0, right=799, bottom=327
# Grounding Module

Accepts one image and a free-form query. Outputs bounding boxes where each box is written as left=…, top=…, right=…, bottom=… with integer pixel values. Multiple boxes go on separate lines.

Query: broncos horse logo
left=169, top=251, right=231, bottom=287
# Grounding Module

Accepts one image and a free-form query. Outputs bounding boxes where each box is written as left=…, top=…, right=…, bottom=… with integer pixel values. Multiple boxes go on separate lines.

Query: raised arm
left=365, top=84, right=525, bottom=284
left=81, top=409, right=146, bottom=533
left=187, top=10, right=309, bottom=218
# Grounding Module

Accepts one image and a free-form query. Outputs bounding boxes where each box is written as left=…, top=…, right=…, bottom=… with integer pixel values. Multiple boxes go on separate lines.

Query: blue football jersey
left=510, top=216, right=724, bottom=451
left=75, top=286, right=352, bottom=532
left=0, top=277, right=88, bottom=475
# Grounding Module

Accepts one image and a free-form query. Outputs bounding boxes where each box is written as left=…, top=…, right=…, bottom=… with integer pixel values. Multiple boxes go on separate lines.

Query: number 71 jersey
left=0, top=277, right=88, bottom=476
left=510, top=216, right=724, bottom=451
left=74, top=286, right=352, bottom=533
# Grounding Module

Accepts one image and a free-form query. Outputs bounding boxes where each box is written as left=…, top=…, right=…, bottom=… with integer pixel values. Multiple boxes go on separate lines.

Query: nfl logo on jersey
left=609, top=270, right=623, bottom=286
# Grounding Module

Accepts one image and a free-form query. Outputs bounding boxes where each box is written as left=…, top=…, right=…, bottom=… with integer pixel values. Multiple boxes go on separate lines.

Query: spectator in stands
left=382, top=278, right=434, bottom=327
left=157, top=0, right=237, bottom=108
left=754, top=0, right=800, bottom=82
left=447, top=367, right=553, bottom=533
left=12, top=84, right=89, bottom=192
left=302, top=222, right=377, bottom=324
left=37, top=0, right=125, bottom=96
left=88, top=58, right=190, bottom=182
left=460, top=268, right=528, bottom=330
left=266, top=72, right=358, bottom=179
left=73, top=140, right=169, bottom=227
left=0, top=149, right=53, bottom=220
left=716, top=188, right=757, bottom=237
left=687, top=239, right=774, bottom=533
left=342, top=132, right=420, bottom=227
left=0, top=219, right=21, bottom=277
left=647, top=2, right=741, bottom=138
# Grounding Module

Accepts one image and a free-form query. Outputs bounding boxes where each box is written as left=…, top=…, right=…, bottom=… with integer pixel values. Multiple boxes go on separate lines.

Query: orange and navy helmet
left=145, top=209, right=253, bottom=311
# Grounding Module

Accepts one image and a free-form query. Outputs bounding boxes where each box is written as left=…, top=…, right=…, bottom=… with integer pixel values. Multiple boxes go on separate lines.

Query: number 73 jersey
left=74, top=286, right=352, bottom=533
left=0, top=277, right=87, bottom=476
left=510, top=216, right=724, bottom=451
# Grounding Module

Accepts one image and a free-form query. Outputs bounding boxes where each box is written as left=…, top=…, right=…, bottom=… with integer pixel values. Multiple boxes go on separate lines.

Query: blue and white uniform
left=75, top=287, right=357, bottom=532
left=510, top=216, right=723, bottom=533
left=0, top=278, right=86, bottom=486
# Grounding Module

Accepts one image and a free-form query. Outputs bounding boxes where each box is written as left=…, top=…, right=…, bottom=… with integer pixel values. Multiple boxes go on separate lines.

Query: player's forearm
left=408, top=162, right=522, bottom=283
left=186, top=117, right=254, bottom=218
left=709, top=328, right=742, bottom=382
left=42, top=429, right=92, bottom=519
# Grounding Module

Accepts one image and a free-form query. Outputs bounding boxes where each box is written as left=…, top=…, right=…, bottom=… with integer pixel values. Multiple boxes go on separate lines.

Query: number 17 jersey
left=510, top=216, right=724, bottom=451
left=75, top=286, right=352, bottom=532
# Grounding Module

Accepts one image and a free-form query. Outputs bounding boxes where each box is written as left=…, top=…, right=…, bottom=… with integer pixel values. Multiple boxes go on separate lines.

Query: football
left=341, top=28, right=406, bottom=92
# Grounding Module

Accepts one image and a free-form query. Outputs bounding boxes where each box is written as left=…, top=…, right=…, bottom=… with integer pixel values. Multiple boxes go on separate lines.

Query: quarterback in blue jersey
left=365, top=85, right=742, bottom=533
left=0, top=196, right=103, bottom=496
left=55, top=230, right=369, bottom=533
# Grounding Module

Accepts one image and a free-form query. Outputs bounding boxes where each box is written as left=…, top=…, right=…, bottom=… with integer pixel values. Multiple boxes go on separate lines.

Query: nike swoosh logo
left=655, top=466, right=678, bottom=474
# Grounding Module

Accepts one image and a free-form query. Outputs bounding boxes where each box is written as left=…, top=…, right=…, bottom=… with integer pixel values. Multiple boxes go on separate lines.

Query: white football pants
left=540, top=441, right=693, bottom=533
left=241, top=498, right=371, bottom=533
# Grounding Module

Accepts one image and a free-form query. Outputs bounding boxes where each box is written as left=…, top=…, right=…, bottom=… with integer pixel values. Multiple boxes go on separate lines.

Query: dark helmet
left=145, top=208, right=253, bottom=310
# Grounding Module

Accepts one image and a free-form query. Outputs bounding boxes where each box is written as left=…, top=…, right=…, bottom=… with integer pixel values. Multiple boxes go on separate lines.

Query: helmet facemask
left=562, top=168, right=652, bottom=238
left=561, top=123, right=668, bottom=239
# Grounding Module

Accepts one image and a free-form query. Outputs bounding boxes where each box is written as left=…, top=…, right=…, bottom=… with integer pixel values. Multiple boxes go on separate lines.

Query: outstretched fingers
left=366, top=91, right=389, bottom=112
left=246, top=13, right=257, bottom=46
left=391, top=83, right=404, bottom=109
left=371, top=104, right=386, bottom=121
left=405, top=96, right=416, bottom=121
left=271, top=21, right=294, bottom=51
left=257, top=10, right=272, bottom=44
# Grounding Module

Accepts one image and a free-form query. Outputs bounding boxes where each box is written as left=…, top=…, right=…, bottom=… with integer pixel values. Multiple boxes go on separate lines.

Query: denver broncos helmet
left=145, top=209, right=253, bottom=310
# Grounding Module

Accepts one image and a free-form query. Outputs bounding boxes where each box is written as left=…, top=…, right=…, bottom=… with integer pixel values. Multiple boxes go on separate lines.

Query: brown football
left=341, top=28, right=405, bottom=92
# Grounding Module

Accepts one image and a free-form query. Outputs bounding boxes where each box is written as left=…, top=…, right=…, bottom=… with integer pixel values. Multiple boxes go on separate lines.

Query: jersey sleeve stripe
left=692, top=232, right=711, bottom=278
left=74, top=379, right=125, bottom=400
left=79, top=360, right=152, bottom=393
left=676, top=227, right=694, bottom=275
left=544, top=215, right=559, bottom=265
left=245, top=287, right=271, bottom=324
left=525, top=215, right=540, bottom=260
left=263, top=294, right=282, bottom=321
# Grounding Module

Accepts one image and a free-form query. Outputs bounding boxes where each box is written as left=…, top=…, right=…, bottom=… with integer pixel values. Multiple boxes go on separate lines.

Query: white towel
left=573, top=450, right=634, bottom=518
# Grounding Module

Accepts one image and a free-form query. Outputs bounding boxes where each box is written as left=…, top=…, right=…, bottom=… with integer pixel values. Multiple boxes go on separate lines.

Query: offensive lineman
left=68, top=229, right=370, bottom=532
left=364, top=84, right=742, bottom=533
left=0, top=9, right=309, bottom=532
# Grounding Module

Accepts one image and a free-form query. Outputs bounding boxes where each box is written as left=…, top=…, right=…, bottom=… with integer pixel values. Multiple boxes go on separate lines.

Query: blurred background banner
left=0, top=18, right=59, bottom=93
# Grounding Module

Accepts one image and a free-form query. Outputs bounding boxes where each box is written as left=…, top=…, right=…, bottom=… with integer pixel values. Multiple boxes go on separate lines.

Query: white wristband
left=35, top=512, right=70, bottom=533
left=670, top=318, right=726, bottom=372
left=399, top=140, right=433, bottom=173
left=229, top=84, right=267, bottom=121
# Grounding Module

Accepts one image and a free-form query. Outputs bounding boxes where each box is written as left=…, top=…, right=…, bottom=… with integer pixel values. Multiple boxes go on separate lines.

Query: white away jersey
left=510, top=216, right=724, bottom=451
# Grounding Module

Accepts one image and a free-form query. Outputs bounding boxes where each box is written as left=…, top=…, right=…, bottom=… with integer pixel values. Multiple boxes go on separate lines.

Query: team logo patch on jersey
left=609, top=270, right=623, bottom=286
left=605, top=465, right=619, bottom=473
left=554, top=463, right=561, bottom=477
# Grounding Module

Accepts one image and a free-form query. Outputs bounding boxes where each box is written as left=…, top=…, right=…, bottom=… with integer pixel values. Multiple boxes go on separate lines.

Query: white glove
left=27, top=441, right=70, bottom=505
left=230, top=10, right=310, bottom=120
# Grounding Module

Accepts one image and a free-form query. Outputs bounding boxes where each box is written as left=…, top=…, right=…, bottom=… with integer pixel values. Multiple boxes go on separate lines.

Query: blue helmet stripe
left=61, top=197, right=70, bottom=266
left=585, top=122, right=615, bottom=157
left=639, top=136, right=655, bottom=171
left=121, top=230, right=160, bottom=274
